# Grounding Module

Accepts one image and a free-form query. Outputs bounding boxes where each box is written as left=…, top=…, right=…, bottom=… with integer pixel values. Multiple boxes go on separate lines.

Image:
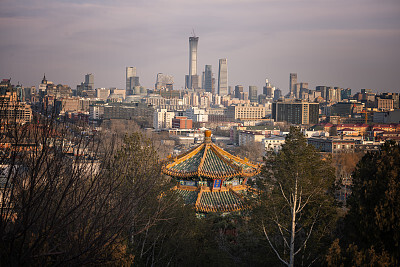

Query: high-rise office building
left=249, top=86, right=258, bottom=102
left=294, top=83, right=301, bottom=98
left=85, top=73, right=94, bottom=90
left=126, top=67, right=140, bottom=94
left=218, top=58, right=228, bottom=96
left=155, top=73, right=174, bottom=91
left=201, top=71, right=205, bottom=89
left=186, top=36, right=199, bottom=90
left=316, top=86, right=341, bottom=103
left=274, top=88, right=282, bottom=101
left=272, top=100, right=319, bottom=125
left=290, top=73, right=297, bottom=95
left=126, top=67, right=136, bottom=89
left=241, top=92, right=248, bottom=101
left=341, top=88, right=352, bottom=100
left=234, top=85, right=243, bottom=99
left=292, top=82, right=309, bottom=99
left=77, top=73, right=94, bottom=96
left=204, top=65, right=213, bottom=93
left=263, top=79, right=275, bottom=98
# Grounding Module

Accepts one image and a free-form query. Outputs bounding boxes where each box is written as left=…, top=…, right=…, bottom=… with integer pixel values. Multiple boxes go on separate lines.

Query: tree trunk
left=289, top=177, right=298, bottom=267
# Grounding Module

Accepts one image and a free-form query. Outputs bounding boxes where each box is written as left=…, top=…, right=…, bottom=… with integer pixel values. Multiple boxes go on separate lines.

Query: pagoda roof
left=173, top=187, right=248, bottom=213
left=162, top=130, right=260, bottom=180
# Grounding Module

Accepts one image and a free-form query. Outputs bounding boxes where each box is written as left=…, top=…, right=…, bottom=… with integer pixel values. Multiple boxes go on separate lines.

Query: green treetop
left=255, top=127, right=338, bottom=267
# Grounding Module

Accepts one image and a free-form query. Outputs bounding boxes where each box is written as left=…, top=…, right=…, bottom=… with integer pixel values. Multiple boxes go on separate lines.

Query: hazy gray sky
left=1, top=0, right=399, bottom=94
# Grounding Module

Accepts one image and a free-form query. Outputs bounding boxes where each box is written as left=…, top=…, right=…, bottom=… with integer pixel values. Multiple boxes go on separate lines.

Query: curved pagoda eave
left=162, top=131, right=261, bottom=180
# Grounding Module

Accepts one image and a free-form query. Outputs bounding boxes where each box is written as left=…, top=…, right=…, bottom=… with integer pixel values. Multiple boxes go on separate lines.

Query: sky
left=1, top=0, right=400, bottom=95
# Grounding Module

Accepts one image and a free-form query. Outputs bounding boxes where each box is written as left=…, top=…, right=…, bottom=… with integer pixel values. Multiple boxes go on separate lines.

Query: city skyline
left=0, top=0, right=399, bottom=93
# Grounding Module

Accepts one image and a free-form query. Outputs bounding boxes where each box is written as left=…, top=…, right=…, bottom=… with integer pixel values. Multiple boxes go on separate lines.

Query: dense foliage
left=254, top=127, right=338, bottom=266
left=327, top=141, right=400, bottom=266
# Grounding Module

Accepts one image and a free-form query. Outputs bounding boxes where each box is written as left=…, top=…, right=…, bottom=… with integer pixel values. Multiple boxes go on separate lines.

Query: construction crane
left=360, top=109, right=371, bottom=124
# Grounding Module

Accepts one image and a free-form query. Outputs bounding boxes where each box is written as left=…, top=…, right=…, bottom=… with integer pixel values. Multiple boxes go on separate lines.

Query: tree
left=235, top=141, right=264, bottom=163
left=331, top=152, right=363, bottom=206
left=0, top=114, right=167, bottom=265
left=329, top=141, right=400, bottom=266
left=331, top=152, right=363, bottom=176
left=255, top=127, right=338, bottom=266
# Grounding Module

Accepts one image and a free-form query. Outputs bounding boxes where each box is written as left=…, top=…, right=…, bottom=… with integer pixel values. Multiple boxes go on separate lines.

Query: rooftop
left=162, top=130, right=260, bottom=180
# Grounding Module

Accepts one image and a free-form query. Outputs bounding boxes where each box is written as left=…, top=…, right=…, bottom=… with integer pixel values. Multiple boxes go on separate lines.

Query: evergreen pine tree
left=336, top=141, right=400, bottom=266
left=255, top=127, right=338, bottom=267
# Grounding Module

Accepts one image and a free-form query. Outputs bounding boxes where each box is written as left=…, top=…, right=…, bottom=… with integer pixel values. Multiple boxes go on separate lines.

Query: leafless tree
left=0, top=112, right=172, bottom=265
left=234, top=141, right=264, bottom=163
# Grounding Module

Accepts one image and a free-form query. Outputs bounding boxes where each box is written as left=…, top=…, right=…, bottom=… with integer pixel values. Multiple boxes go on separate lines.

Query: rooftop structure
left=162, top=130, right=260, bottom=213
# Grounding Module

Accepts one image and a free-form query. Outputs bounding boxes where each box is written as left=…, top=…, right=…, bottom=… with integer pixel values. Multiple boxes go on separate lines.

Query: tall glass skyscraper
left=290, top=73, right=297, bottom=95
left=204, top=65, right=213, bottom=93
left=218, top=58, right=228, bottom=96
left=84, top=73, right=94, bottom=90
left=234, top=85, right=243, bottom=99
left=126, top=67, right=137, bottom=91
left=249, top=86, right=258, bottom=102
left=186, top=36, right=199, bottom=90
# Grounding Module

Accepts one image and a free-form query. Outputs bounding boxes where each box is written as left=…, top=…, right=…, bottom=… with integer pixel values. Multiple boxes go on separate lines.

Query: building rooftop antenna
left=191, top=28, right=196, bottom=38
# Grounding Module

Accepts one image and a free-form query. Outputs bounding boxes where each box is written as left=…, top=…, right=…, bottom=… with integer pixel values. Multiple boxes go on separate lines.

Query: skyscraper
left=201, top=71, right=205, bottom=89
left=186, top=36, right=199, bottom=90
left=274, top=88, right=282, bottom=101
left=341, top=88, right=352, bottom=100
left=155, top=73, right=174, bottom=91
left=234, top=85, right=243, bottom=99
left=126, top=67, right=139, bottom=94
left=218, top=58, right=228, bottom=96
left=126, top=67, right=136, bottom=89
left=204, top=65, right=213, bottom=93
left=249, top=86, right=258, bottom=102
left=263, top=79, right=275, bottom=98
left=290, top=73, right=297, bottom=95
left=85, top=73, right=94, bottom=90
left=272, top=100, right=319, bottom=125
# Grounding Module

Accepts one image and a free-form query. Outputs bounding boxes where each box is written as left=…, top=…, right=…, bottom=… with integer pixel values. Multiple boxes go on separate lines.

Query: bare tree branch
left=262, top=221, right=289, bottom=266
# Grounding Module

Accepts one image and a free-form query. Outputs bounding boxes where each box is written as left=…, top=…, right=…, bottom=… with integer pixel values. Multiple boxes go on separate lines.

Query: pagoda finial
left=204, top=130, right=212, bottom=143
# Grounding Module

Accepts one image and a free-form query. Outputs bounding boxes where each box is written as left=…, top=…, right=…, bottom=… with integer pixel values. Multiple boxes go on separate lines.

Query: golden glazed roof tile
left=162, top=131, right=260, bottom=180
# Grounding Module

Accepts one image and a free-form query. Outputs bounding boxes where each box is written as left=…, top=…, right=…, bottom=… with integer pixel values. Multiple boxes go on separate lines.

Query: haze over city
left=2, top=1, right=400, bottom=265
left=1, top=0, right=399, bottom=93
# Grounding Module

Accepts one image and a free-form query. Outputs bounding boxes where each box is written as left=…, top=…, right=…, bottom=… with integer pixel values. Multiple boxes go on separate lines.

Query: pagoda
left=162, top=130, right=261, bottom=213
